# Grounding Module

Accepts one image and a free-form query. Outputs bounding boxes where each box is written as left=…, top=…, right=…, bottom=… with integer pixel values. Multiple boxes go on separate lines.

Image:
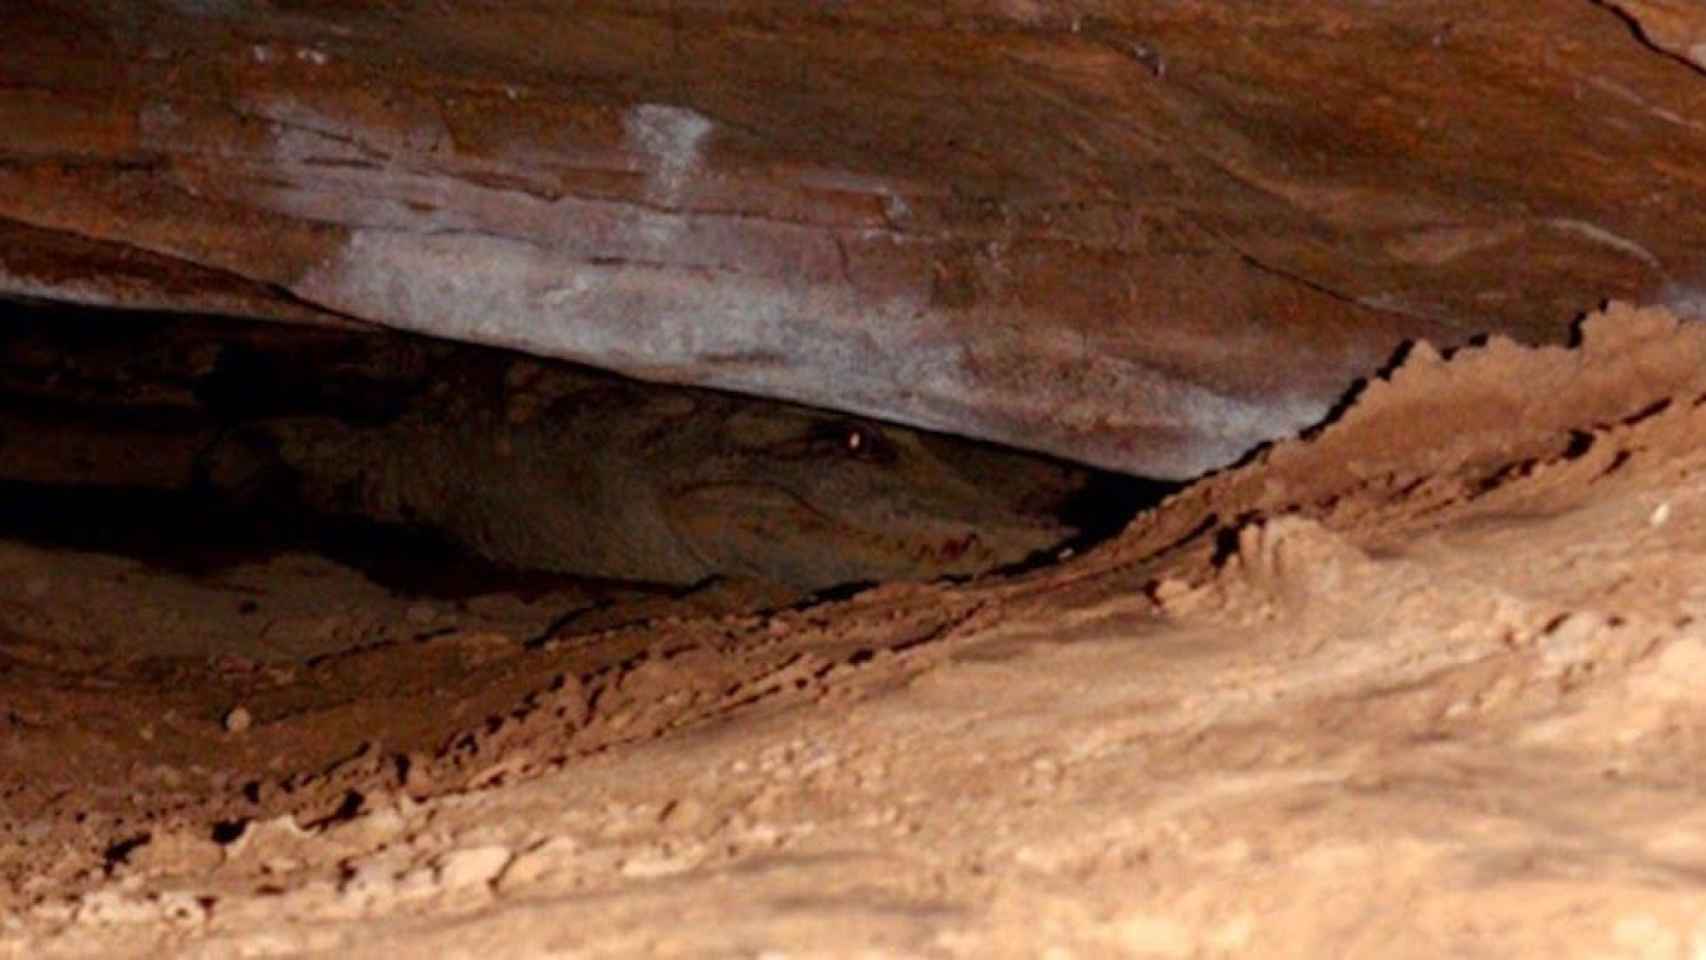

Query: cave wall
left=2, top=1, right=1703, bottom=477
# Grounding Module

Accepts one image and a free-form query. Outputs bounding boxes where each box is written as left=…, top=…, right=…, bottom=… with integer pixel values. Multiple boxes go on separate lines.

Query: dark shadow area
left=984, top=466, right=1182, bottom=580
left=0, top=478, right=594, bottom=601
left=1056, top=468, right=1180, bottom=545
left=1, top=298, right=1177, bottom=602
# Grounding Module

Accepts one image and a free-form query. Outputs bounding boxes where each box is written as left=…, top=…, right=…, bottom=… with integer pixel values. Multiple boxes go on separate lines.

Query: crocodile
left=194, top=361, right=1146, bottom=590
left=0, top=311, right=1156, bottom=590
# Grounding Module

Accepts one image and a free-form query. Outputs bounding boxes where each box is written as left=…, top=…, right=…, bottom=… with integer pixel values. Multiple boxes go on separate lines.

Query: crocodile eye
left=794, top=419, right=895, bottom=463
left=833, top=422, right=895, bottom=463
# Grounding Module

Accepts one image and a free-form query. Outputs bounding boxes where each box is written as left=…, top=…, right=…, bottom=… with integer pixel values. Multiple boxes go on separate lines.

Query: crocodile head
left=200, top=372, right=1162, bottom=593
left=645, top=399, right=1145, bottom=591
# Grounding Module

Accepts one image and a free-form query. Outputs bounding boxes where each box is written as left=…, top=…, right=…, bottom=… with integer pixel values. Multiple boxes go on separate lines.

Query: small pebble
left=224, top=706, right=253, bottom=734
left=434, top=845, right=513, bottom=889
left=658, top=797, right=707, bottom=829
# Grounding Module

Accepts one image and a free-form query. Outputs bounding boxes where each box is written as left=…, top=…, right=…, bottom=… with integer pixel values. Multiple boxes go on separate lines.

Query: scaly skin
left=202, top=367, right=1101, bottom=590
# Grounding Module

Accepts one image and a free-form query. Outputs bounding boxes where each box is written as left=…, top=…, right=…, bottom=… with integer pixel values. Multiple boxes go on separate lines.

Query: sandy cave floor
left=6, top=302, right=1706, bottom=956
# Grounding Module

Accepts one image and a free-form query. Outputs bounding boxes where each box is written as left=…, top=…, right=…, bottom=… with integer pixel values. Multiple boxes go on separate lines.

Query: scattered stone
left=658, top=798, right=708, bottom=830
left=220, top=815, right=315, bottom=864
left=618, top=844, right=701, bottom=879
left=223, top=707, right=253, bottom=734
left=72, top=889, right=158, bottom=926
left=433, top=845, right=513, bottom=890
left=1538, top=613, right=1607, bottom=672
left=496, top=837, right=582, bottom=893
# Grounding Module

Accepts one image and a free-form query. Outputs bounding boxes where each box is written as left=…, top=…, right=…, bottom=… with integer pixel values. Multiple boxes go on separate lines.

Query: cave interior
left=5, top=1, right=1706, bottom=955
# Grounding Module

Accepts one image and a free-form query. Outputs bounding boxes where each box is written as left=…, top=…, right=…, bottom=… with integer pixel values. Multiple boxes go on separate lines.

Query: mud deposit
left=6, top=302, right=1706, bottom=957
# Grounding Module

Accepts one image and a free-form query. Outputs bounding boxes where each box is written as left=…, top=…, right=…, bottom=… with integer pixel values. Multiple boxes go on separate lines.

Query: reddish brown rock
left=2, top=2, right=1703, bottom=476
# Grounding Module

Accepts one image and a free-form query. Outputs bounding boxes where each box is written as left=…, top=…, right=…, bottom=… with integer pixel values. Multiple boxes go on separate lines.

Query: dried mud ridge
left=6, top=302, right=1706, bottom=956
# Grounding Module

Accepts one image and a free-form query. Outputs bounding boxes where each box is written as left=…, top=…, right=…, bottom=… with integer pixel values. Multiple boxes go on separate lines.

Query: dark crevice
left=1, top=299, right=1168, bottom=606
left=0, top=222, right=373, bottom=332
left=0, top=476, right=594, bottom=601
left=101, top=833, right=151, bottom=874
left=1232, top=250, right=1371, bottom=310
left=209, top=820, right=247, bottom=845
left=1586, top=1, right=1706, bottom=78
left=304, top=790, right=366, bottom=832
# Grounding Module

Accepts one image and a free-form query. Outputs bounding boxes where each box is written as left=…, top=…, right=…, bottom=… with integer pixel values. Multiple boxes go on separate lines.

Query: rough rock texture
left=5, top=301, right=1706, bottom=956
left=4, top=2, right=1704, bottom=476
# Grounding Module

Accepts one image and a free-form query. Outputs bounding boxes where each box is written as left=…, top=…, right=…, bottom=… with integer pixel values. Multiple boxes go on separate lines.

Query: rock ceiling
left=2, top=1, right=1703, bottom=477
